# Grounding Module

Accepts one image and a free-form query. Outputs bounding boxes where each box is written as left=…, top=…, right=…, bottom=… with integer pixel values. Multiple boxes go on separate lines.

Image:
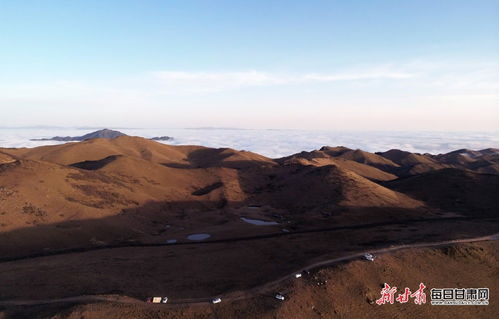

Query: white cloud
left=302, top=72, right=414, bottom=81
left=152, top=66, right=417, bottom=92
left=150, top=60, right=499, bottom=95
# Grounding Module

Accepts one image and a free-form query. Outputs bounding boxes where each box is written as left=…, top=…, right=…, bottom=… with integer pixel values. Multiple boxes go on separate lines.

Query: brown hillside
left=327, top=148, right=400, bottom=172
left=0, top=138, right=497, bottom=319
left=0, top=138, right=428, bottom=258
left=3, top=136, right=275, bottom=170
left=255, top=164, right=421, bottom=213
left=4, top=136, right=189, bottom=165
left=384, top=168, right=499, bottom=215
left=376, top=149, right=438, bottom=166
left=278, top=149, right=397, bottom=181
left=8, top=242, right=497, bottom=319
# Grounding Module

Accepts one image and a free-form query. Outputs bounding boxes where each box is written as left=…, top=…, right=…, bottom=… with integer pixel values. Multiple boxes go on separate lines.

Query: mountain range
left=1, top=135, right=498, bottom=319
left=0, top=135, right=498, bottom=258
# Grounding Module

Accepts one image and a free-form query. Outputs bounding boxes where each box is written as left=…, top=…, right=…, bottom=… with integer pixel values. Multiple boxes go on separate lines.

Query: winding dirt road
left=1, top=232, right=497, bottom=308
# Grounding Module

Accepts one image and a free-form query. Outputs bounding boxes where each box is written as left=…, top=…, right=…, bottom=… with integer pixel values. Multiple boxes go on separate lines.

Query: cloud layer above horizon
left=152, top=65, right=416, bottom=92
left=1, top=59, right=498, bottom=130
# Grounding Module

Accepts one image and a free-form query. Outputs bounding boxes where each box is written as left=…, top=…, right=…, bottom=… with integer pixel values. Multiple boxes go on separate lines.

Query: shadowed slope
left=70, top=155, right=121, bottom=170
left=254, top=164, right=421, bottom=213
left=376, top=149, right=438, bottom=166
left=384, top=168, right=499, bottom=215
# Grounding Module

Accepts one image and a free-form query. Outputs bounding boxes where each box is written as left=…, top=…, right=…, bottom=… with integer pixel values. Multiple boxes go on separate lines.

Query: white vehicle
left=161, top=297, right=168, bottom=303
left=363, top=253, right=375, bottom=261
left=294, top=273, right=302, bottom=278
left=275, top=294, right=285, bottom=301
left=212, top=297, right=222, bottom=304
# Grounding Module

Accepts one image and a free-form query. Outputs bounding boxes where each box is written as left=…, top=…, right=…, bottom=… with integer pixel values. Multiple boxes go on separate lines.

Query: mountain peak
left=79, top=129, right=127, bottom=140
left=30, top=129, right=128, bottom=142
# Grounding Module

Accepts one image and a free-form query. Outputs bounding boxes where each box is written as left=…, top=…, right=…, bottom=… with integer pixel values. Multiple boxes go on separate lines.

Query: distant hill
left=30, top=129, right=127, bottom=141
left=151, top=136, right=173, bottom=141
left=30, top=129, right=174, bottom=143
left=277, top=145, right=499, bottom=179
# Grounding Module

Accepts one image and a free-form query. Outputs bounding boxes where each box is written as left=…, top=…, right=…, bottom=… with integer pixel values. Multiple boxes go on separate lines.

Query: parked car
left=294, top=273, right=302, bottom=278
left=212, top=297, right=222, bottom=304
left=275, top=294, right=285, bottom=301
left=152, top=297, right=162, bottom=303
left=363, top=253, right=375, bottom=261
left=161, top=297, right=168, bottom=303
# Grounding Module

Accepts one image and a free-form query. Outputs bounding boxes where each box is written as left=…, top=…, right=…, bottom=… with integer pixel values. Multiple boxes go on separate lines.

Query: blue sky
left=0, top=0, right=498, bottom=130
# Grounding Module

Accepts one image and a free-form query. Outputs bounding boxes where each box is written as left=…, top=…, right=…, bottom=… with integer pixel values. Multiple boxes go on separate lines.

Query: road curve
left=1, top=232, right=497, bottom=307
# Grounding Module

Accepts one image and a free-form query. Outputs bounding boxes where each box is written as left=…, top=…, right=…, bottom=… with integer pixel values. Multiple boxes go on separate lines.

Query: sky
left=0, top=0, right=498, bottom=130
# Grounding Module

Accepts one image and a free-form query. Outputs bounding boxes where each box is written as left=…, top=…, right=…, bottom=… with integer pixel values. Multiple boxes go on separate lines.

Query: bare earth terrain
left=0, top=136, right=497, bottom=318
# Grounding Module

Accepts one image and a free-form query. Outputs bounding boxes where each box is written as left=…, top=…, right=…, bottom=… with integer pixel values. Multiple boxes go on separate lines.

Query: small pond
left=241, top=217, right=279, bottom=226
left=186, top=233, right=211, bottom=241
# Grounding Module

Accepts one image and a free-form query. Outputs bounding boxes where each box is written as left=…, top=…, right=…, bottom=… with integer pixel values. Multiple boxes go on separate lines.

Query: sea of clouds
left=1, top=127, right=498, bottom=158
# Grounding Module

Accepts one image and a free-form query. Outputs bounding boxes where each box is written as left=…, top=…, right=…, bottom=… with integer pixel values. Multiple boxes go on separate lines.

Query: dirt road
left=1, top=232, right=497, bottom=307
